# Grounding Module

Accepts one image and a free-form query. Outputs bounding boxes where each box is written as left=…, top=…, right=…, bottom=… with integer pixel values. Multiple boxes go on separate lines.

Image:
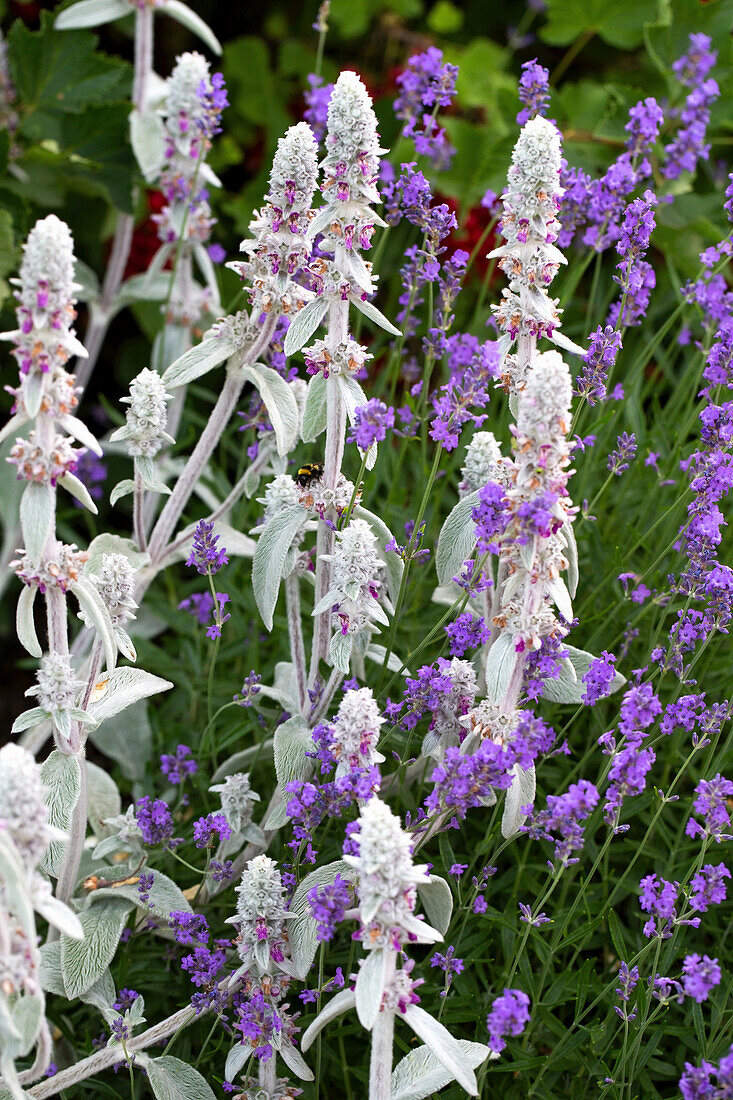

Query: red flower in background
left=124, top=191, right=167, bottom=279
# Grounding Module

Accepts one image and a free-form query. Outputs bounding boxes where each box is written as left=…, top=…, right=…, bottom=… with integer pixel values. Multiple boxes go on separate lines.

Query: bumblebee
left=295, top=462, right=324, bottom=488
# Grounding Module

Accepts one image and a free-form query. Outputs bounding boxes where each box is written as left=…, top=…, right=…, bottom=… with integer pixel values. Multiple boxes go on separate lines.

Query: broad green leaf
left=86, top=761, right=121, bottom=838
left=402, top=1005, right=479, bottom=1096
left=8, top=14, right=130, bottom=124
left=252, top=506, right=306, bottom=630
left=391, top=1041, right=491, bottom=1100
left=143, top=1055, right=217, bottom=1100
left=541, top=0, right=659, bottom=49
left=88, top=868, right=192, bottom=921
left=89, top=700, right=153, bottom=781
left=416, top=876, right=452, bottom=936
left=61, top=897, right=132, bottom=998
left=87, top=667, right=174, bottom=724
left=55, top=0, right=132, bottom=30
left=435, top=490, right=479, bottom=587
left=20, top=481, right=54, bottom=561
left=39, top=750, right=81, bottom=878
left=273, top=715, right=313, bottom=792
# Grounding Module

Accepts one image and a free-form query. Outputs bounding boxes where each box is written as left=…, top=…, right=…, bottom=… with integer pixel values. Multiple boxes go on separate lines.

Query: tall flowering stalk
left=0, top=744, right=82, bottom=1096
left=1, top=216, right=102, bottom=696
left=302, top=797, right=482, bottom=1098
left=286, top=70, right=392, bottom=687
left=56, top=0, right=222, bottom=390
left=224, top=855, right=312, bottom=1095
left=462, top=350, right=577, bottom=837
left=489, top=116, right=584, bottom=391
left=149, top=52, right=227, bottom=400
left=143, top=121, right=319, bottom=574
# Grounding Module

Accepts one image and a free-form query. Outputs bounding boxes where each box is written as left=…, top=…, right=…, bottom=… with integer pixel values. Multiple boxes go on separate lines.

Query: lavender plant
left=1, top=8, right=733, bottom=1100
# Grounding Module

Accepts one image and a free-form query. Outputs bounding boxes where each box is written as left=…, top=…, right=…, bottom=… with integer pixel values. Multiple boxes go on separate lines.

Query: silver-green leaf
left=61, top=897, right=132, bottom=999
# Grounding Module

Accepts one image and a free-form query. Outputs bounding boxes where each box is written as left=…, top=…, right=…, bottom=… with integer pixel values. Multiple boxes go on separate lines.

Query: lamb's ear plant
left=3, top=14, right=733, bottom=1100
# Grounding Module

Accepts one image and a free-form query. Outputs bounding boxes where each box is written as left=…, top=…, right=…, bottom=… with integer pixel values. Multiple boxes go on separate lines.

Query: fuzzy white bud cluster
left=489, top=118, right=582, bottom=388
left=259, top=473, right=302, bottom=527
left=329, top=687, right=386, bottom=777
left=12, top=542, right=88, bottom=594
left=154, top=52, right=223, bottom=248
left=111, top=368, right=174, bottom=458
left=0, top=744, right=61, bottom=865
left=161, top=52, right=213, bottom=158
left=298, top=472, right=358, bottom=520
left=460, top=699, right=525, bottom=749
left=230, top=122, right=318, bottom=316
left=0, top=745, right=80, bottom=1010
left=0, top=214, right=88, bottom=382
left=493, top=350, right=575, bottom=653
left=318, top=518, right=388, bottom=638
left=230, top=855, right=293, bottom=974
left=459, top=431, right=507, bottom=497
left=8, top=367, right=80, bottom=422
left=315, top=71, right=385, bottom=293
left=209, top=772, right=261, bottom=833
left=302, top=336, right=371, bottom=379
left=343, top=797, right=436, bottom=949
left=421, top=658, right=479, bottom=760
left=89, top=553, right=138, bottom=627
left=100, top=805, right=145, bottom=854
left=8, top=432, right=83, bottom=485
left=25, top=652, right=81, bottom=716
left=516, top=349, right=573, bottom=439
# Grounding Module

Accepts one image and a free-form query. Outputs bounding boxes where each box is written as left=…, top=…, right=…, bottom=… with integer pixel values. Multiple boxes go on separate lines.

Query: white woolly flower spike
left=161, top=52, right=213, bottom=159
left=343, top=797, right=439, bottom=948
left=20, top=651, right=93, bottom=750
left=489, top=117, right=584, bottom=384
left=516, top=348, right=573, bottom=439
left=110, top=367, right=174, bottom=458
left=489, top=348, right=575, bottom=659
left=315, top=517, right=389, bottom=672
left=329, top=686, right=386, bottom=778
left=258, top=473, right=303, bottom=528
left=14, top=214, right=79, bottom=325
left=227, top=854, right=295, bottom=978
left=0, top=215, right=88, bottom=434
left=0, top=743, right=66, bottom=865
left=209, top=771, right=261, bottom=834
left=88, top=553, right=138, bottom=627
left=309, top=70, right=388, bottom=293
left=459, top=431, right=507, bottom=497
left=229, top=122, right=319, bottom=316
left=81, top=552, right=138, bottom=661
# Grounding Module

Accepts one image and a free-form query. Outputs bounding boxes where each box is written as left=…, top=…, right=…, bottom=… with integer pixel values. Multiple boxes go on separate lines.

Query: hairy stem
left=145, top=314, right=277, bottom=569
left=76, top=3, right=154, bottom=391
